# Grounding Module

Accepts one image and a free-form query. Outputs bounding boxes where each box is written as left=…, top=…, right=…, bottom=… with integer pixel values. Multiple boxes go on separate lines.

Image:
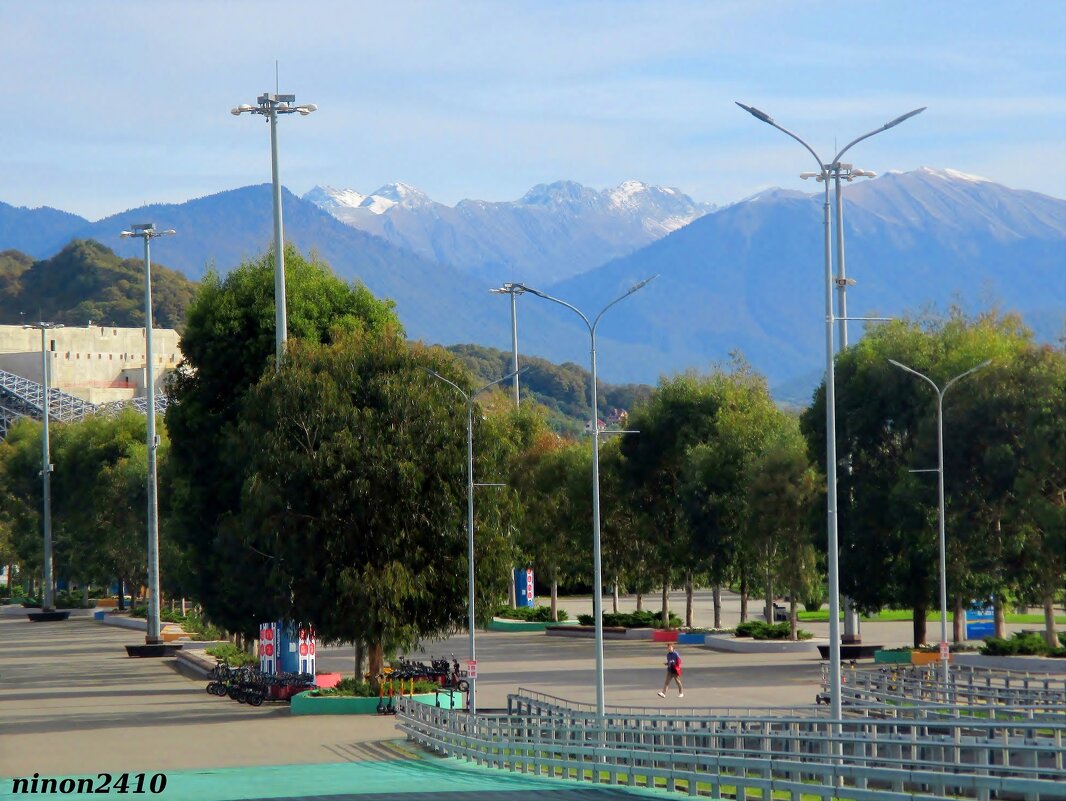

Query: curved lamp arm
left=735, top=102, right=824, bottom=173
left=834, top=107, right=926, bottom=165
left=888, top=358, right=941, bottom=396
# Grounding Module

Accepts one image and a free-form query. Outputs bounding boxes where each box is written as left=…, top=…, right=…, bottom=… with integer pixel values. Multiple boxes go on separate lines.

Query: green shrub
left=205, top=643, right=258, bottom=666
left=735, top=620, right=813, bottom=640
left=575, top=610, right=681, bottom=629
left=495, top=605, right=568, bottom=622
left=313, top=677, right=443, bottom=697
left=980, top=632, right=1051, bottom=656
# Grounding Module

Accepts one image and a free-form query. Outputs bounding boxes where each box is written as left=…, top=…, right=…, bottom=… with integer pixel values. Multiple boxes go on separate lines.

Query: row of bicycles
left=387, top=654, right=469, bottom=691
left=205, top=664, right=315, bottom=707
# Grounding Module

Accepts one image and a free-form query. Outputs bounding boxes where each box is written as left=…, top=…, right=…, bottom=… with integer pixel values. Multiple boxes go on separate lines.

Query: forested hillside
left=0, top=240, right=196, bottom=330
left=446, top=343, right=652, bottom=433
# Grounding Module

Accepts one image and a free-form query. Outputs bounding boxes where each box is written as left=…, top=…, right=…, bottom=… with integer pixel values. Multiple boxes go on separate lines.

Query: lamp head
left=735, top=101, right=774, bottom=125
left=884, top=106, right=927, bottom=130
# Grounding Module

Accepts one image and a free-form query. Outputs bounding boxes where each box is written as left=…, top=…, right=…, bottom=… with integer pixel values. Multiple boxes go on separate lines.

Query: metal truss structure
left=0, top=368, right=168, bottom=438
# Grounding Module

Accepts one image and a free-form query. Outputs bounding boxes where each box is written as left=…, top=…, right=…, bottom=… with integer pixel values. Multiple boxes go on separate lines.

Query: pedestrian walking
left=658, top=642, right=683, bottom=698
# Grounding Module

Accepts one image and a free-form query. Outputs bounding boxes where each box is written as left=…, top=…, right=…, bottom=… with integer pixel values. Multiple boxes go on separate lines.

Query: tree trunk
left=912, top=601, right=928, bottom=647
left=354, top=640, right=366, bottom=680
left=550, top=578, right=558, bottom=622
left=993, top=595, right=1006, bottom=640
left=713, top=586, right=722, bottom=629
left=636, top=592, right=643, bottom=612
left=368, top=641, right=384, bottom=693
left=118, top=578, right=125, bottom=611
left=790, top=599, right=798, bottom=641
left=684, top=573, right=693, bottom=628
left=82, top=584, right=89, bottom=607
left=739, top=570, right=748, bottom=623
left=661, top=583, right=669, bottom=628
left=508, top=567, right=516, bottom=608
left=953, top=596, right=964, bottom=643
left=1044, top=593, right=1059, bottom=650
left=764, top=557, right=774, bottom=624
left=612, top=581, right=619, bottom=614
left=6, top=563, right=12, bottom=591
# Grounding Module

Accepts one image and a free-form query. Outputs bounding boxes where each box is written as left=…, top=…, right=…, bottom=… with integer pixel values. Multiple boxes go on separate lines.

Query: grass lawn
left=796, top=609, right=1066, bottom=624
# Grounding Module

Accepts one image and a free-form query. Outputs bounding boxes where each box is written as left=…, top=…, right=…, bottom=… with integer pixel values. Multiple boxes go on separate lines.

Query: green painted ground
left=2, top=755, right=669, bottom=801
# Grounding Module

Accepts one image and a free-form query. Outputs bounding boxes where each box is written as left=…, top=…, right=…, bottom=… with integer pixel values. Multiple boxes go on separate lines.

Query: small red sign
left=939, top=641, right=949, bottom=659
left=265, top=644, right=274, bottom=657
left=467, top=659, right=477, bottom=679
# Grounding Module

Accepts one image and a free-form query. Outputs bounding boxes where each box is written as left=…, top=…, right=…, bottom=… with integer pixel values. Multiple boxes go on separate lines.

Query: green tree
left=745, top=424, right=822, bottom=639
left=802, top=310, right=1043, bottom=645
left=236, top=330, right=501, bottom=684
left=166, top=246, right=400, bottom=637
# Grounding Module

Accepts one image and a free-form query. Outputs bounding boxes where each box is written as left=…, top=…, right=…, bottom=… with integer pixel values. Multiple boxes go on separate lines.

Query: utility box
left=514, top=568, right=535, bottom=608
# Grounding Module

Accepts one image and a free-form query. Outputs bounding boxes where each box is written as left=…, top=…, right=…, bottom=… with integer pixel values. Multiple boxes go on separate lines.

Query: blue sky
left=3, top=1, right=1064, bottom=219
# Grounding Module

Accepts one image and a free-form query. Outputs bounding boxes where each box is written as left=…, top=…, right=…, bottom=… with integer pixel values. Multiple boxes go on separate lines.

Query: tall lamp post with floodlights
left=23, top=321, right=63, bottom=613
left=489, top=283, right=527, bottom=407
left=736, top=101, right=925, bottom=719
left=423, top=367, right=519, bottom=716
left=888, top=358, right=990, bottom=687
left=120, top=223, right=175, bottom=646
left=231, top=93, right=317, bottom=371
left=805, top=162, right=876, bottom=645
left=513, top=276, right=657, bottom=717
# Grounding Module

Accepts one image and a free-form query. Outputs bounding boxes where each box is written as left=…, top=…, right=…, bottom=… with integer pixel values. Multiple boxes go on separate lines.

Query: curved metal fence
left=398, top=687, right=1066, bottom=800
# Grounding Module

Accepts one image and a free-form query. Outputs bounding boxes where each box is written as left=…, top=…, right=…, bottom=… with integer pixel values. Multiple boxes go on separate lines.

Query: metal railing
left=0, top=368, right=168, bottom=438
left=398, top=690, right=1066, bottom=800
left=833, top=662, right=1066, bottom=722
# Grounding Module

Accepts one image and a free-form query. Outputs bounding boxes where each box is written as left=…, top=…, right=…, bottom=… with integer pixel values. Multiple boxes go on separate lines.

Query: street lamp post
left=489, top=283, right=527, bottom=407
left=514, top=276, right=657, bottom=717
left=120, top=223, right=175, bottom=645
left=829, top=163, right=875, bottom=645
left=736, top=101, right=925, bottom=719
left=888, top=358, right=991, bottom=686
left=232, top=93, right=317, bottom=371
left=423, top=368, right=519, bottom=715
left=23, top=321, right=63, bottom=612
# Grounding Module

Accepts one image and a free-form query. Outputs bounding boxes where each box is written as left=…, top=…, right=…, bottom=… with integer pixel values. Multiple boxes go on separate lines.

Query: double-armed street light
left=489, top=283, right=527, bottom=407
left=423, top=367, right=520, bottom=715
left=736, top=101, right=925, bottom=719
left=889, top=358, right=991, bottom=687
left=119, top=224, right=175, bottom=645
left=513, top=276, right=657, bottom=717
left=232, top=93, right=317, bottom=371
left=22, top=321, right=64, bottom=612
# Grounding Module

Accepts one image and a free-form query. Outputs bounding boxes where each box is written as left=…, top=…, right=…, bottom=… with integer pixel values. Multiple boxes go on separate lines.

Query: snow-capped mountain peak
left=302, top=185, right=366, bottom=211
left=304, top=178, right=715, bottom=282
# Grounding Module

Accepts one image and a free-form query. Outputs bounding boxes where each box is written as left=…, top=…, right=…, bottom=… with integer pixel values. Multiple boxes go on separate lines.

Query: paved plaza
left=0, top=591, right=1042, bottom=799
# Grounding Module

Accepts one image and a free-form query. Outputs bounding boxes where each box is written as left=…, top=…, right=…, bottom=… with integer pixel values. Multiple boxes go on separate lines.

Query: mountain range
left=1, top=168, right=1062, bottom=400
left=304, top=180, right=714, bottom=284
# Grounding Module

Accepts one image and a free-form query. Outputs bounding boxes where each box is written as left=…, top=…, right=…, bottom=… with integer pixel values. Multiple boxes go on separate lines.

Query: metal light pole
left=489, top=283, right=527, bottom=406
left=889, top=358, right=990, bottom=685
left=23, top=322, right=63, bottom=611
left=232, top=93, right=317, bottom=370
left=423, top=368, right=519, bottom=715
left=736, top=101, right=925, bottom=719
left=120, top=224, right=175, bottom=645
left=514, top=276, right=657, bottom=717
left=828, top=163, right=875, bottom=645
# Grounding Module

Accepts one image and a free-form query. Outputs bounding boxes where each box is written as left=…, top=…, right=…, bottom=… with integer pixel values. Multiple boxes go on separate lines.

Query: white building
left=0, top=324, right=182, bottom=405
